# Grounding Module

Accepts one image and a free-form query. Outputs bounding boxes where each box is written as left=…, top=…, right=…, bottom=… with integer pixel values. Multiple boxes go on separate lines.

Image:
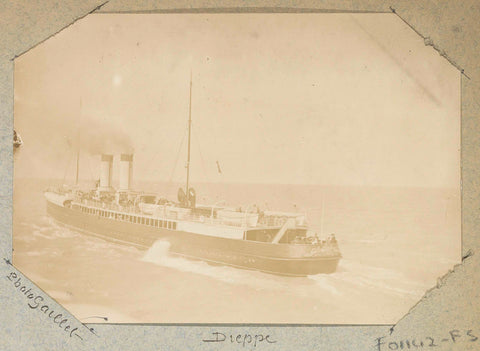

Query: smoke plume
left=71, top=114, right=134, bottom=155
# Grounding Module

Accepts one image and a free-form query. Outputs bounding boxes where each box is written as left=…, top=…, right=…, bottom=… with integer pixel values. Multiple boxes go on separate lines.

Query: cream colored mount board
left=1, top=1, right=479, bottom=351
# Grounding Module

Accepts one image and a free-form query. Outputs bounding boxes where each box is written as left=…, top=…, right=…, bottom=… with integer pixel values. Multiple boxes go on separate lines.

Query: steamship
left=44, top=80, right=341, bottom=276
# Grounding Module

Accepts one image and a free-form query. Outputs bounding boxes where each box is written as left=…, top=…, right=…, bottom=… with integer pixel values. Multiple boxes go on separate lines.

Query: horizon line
left=14, top=176, right=460, bottom=190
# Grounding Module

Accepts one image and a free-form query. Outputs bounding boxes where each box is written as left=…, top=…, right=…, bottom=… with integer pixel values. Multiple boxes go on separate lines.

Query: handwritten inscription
left=203, top=332, right=277, bottom=348
left=376, top=330, right=478, bottom=350
left=6, top=271, right=83, bottom=340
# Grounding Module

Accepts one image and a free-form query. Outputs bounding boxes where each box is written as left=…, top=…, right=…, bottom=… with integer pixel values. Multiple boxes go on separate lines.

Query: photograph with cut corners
left=13, top=13, right=461, bottom=324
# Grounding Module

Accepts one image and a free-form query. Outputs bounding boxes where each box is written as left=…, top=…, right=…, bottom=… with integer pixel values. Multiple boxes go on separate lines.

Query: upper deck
left=46, top=186, right=325, bottom=245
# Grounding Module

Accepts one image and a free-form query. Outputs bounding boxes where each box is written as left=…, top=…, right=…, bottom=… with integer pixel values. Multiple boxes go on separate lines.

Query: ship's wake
left=309, top=259, right=431, bottom=298
left=22, top=215, right=140, bottom=258
left=141, top=240, right=301, bottom=291
left=142, top=240, right=430, bottom=303
left=20, top=215, right=430, bottom=302
left=22, top=217, right=80, bottom=241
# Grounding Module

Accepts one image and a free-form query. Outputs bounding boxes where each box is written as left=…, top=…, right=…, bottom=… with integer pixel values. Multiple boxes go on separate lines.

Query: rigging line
left=168, top=129, right=187, bottom=185
left=62, top=152, right=74, bottom=185
left=86, top=154, right=95, bottom=183
left=141, top=136, right=165, bottom=181
left=142, top=149, right=159, bottom=182
left=192, top=123, right=211, bottom=184
left=143, top=132, right=178, bottom=183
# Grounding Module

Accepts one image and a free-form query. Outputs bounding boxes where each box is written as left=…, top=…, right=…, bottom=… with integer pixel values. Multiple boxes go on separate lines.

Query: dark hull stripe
left=46, top=200, right=340, bottom=275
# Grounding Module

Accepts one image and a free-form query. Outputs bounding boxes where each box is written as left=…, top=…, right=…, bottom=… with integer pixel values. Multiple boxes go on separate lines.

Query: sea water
left=12, top=178, right=460, bottom=324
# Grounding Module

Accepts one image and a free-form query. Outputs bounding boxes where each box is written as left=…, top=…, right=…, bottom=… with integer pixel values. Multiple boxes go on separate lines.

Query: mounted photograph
left=13, top=13, right=460, bottom=324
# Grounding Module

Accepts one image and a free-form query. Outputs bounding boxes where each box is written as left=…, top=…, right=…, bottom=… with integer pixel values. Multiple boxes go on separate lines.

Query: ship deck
left=72, top=199, right=288, bottom=231
left=46, top=194, right=342, bottom=275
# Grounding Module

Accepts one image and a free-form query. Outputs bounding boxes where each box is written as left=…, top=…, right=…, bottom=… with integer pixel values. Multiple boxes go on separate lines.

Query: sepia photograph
left=13, top=13, right=460, bottom=324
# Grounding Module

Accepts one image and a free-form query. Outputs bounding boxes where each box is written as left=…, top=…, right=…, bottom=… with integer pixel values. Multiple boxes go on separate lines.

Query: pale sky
left=14, top=13, right=460, bottom=187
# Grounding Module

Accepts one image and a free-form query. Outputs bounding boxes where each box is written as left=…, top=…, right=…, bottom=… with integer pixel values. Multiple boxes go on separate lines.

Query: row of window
left=77, top=205, right=177, bottom=230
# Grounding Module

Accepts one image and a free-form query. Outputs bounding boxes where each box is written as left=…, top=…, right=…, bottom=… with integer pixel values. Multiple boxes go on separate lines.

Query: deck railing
left=73, top=197, right=258, bottom=228
left=72, top=195, right=306, bottom=230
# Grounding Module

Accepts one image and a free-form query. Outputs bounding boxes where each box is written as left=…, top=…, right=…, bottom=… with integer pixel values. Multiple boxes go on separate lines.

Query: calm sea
left=12, top=178, right=460, bottom=324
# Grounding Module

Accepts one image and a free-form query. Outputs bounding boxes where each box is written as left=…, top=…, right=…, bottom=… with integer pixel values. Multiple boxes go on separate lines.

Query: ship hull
left=46, top=200, right=340, bottom=276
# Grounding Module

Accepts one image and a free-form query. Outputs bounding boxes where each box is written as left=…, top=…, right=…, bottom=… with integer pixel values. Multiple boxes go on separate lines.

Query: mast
left=185, top=72, right=192, bottom=203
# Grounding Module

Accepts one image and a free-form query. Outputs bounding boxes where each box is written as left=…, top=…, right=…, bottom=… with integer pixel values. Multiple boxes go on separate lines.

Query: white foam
left=141, top=240, right=290, bottom=291
left=24, top=251, right=45, bottom=256
left=312, top=259, right=431, bottom=297
left=307, top=275, right=341, bottom=295
left=32, top=229, right=55, bottom=240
